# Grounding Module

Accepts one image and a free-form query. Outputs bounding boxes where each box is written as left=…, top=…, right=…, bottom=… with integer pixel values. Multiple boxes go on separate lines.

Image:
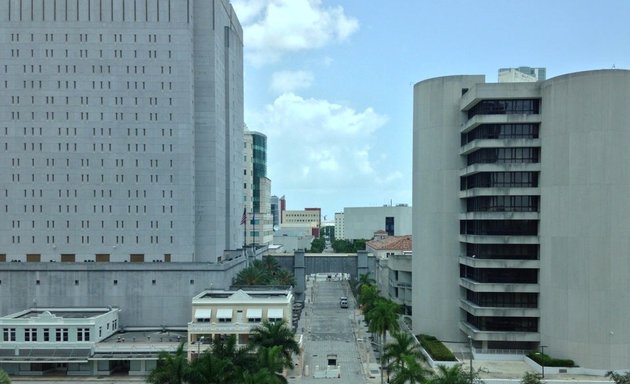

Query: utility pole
left=540, top=345, right=548, bottom=378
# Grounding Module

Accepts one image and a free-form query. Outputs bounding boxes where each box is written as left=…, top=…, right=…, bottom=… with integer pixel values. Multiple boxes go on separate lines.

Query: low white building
left=367, top=235, right=413, bottom=316
left=188, top=288, right=293, bottom=359
left=0, top=306, right=184, bottom=377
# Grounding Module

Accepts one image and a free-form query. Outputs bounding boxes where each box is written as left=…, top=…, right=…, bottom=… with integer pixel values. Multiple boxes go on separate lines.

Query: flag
left=240, top=208, right=246, bottom=225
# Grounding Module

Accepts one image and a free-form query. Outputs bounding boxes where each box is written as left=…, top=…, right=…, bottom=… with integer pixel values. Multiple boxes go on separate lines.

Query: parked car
left=339, top=296, right=348, bottom=308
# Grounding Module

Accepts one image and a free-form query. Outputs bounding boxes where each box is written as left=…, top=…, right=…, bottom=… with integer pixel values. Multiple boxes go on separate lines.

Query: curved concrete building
left=412, top=70, right=630, bottom=370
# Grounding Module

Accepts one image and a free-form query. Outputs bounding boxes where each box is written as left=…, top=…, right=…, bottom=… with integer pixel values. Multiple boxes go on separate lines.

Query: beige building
left=187, top=288, right=293, bottom=359
left=282, top=208, right=321, bottom=237
left=367, top=234, right=413, bottom=316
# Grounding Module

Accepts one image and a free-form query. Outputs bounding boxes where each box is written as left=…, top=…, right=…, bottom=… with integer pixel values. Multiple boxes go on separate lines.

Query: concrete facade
left=342, top=205, right=412, bottom=240
left=244, top=130, right=273, bottom=245
left=412, top=69, right=630, bottom=370
left=0, top=0, right=243, bottom=263
left=0, top=258, right=246, bottom=327
left=334, top=212, right=344, bottom=240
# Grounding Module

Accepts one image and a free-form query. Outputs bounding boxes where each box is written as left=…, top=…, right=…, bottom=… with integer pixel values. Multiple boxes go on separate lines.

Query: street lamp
left=539, top=344, right=548, bottom=378
left=468, top=336, right=473, bottom=384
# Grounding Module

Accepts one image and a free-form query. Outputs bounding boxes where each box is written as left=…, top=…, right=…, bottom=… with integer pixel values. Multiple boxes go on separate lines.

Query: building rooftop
left=3, top=307, right=116, bottom=320
left=366, top=235, right=412, bottom=251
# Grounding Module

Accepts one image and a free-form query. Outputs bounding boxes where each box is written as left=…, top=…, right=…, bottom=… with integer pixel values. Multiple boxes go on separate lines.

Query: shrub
left=526, top=352, right=575, bottom=367
left=418, top=334, right=457, bottom=361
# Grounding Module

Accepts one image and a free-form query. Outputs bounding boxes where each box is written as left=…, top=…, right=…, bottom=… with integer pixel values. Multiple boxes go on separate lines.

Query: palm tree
left=234, top=266, right=268, bottom=285
left=188, top=351, right=236, bottom=384
left=356, top=273, right=376, bottom=291
left=0, top=369, right=10, bottom=384
left=390, top=354, right=431, bottom=384
left=241, top=368, right=284, bottom=384
left=249, top=320, right=300, bottom=369
left=384, top=331, right=422, bottom=372
left=261, top=255, right=280, bottom=272
left=367, top=298, right=400, bottom=384
left=358, top=283, right=380, bottom=314
left=430, top=364, right=469, bottom=384
left=210, top=334, right=254, bottom=370
left=254, top=345, right=290, bottom=383
left=269, top=268, right=296, bottom=286
left=147, top=342, right=191, bottom=384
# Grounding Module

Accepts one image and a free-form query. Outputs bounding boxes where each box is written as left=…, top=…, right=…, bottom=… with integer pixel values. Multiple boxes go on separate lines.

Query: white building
left=341, top=205, right=411, bottom=240
left=282, top=208, right=321, bottom=237
left=188, top=288, right=294, bottom=359
left=367, top=235, right=413, bottom=316
left=0, top=0, right=244, bottom=263
left=413, top=69, right=630, bottom=371
left=498, top=66, right=546, bottom=83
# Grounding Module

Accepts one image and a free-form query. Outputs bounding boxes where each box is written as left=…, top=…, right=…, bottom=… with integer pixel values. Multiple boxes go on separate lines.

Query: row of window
left=466, top=314, right=538, bottom=332
left=6, top=0, right=181, bottom=23
left=8, top=48, right=175, bottom=60
left=459, top=220, right=538, bottom=236
left=6, top=110, right=176, bottom=121
left=5, top=218, right=174, bottom=229
left=464, top=243, right=539, bottom=260
left=465, top=195, right=539, bottom=213
left=0, top=79, right=176, bottom=91
left=460, top=172, right=539, bottom=190
left=461, top=124, right=539, bottom=146
left=466, top=148, right=540, bottom=166
left=0, top=254, right=173, bottom=263
left=460, top=266, right=538, bottom=284
left=9, top=32, right=173, bottom=44
left=1, top=189, right=175, bottom=200
left=466, top=291, right=538, bottom=308
left=6, top=94, right=174, bottom=106
left=7, top=234, right=176, bottom=245
left=3, top=327, right=87, bottom=342
left=467, top=99, right=540, bottom=119
left=0, top=142, right=177, bottom=153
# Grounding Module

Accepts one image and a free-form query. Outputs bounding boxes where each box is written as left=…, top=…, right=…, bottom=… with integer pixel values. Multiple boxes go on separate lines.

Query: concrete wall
left=538, top=70, right=630, bottom=370
left=274, top=253, right=376, bottom=281
left=0, top=259, right=246, bottom=327
left=412, top=75, right=485, bottom=340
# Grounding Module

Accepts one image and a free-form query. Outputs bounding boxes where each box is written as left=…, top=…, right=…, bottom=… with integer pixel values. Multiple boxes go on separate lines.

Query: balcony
left=459, top=278, right=539, bottom=293
left=459, top=211, right=539, bottom=221
left=460, top=114, right=542, bottom=134
left=459, top=321, right=539, bottom=342
left=459, top=234, right=539, bottom=244
left=459, top=83, right=541, bottom=112
left=460, top=138, right=541, bottom=155
left=460, top=163, right=540, bottom=177
left=188, top=321, right=258, bottom=334
left=459, top=187, right=540, bottom=198
left=459, top=299, right=540, bottom=318
left=458, top=256, right=539, bottom=269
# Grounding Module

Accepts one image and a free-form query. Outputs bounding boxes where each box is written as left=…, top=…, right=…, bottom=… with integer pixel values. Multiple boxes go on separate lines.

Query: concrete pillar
left=294, top=250, right=305, bottom=301
left=357, top=250, right=368, bottom=280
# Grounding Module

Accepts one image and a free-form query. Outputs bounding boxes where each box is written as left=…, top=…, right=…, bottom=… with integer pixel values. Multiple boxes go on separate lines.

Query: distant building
left=244, top=130, right=273, bottom=245
left=341, top=205, right=412, bottom=240
left=498, top=66, right=546, bottom=82
left=413, top=69, right=630, bottom=370
left=282, top=208, right=321, bottom=237
left=367, top=235, right=412, bottom=316
left=271, top=196, right=281, bottom=228
left=334, top=212, right=345, bottom=240
left=188, top=288, right=294, bottom=359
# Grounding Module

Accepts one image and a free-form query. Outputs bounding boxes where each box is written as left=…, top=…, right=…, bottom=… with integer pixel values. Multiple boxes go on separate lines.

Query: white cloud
left=232, top=0, right=359, bottom=64
left=270, top=70, right=314, bottom=93
left=250, top=93, right=388, bottom=193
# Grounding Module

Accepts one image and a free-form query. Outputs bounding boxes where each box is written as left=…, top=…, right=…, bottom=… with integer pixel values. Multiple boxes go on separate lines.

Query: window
left=3, top=328, right=16, bottom=341
left=77, top=328, right=90, bottom=341
left=56, top=328, right=69, bottom=341
left=43, top=328, right=50, bottom=341
left=25, top=328, right=37, bottom=341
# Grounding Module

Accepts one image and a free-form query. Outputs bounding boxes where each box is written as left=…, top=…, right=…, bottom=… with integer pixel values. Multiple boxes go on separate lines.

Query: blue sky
left=232, top=0, right=630, bottom=220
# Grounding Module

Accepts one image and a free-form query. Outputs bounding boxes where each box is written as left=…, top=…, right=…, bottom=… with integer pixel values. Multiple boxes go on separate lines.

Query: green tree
left=390, top=354, right=431, bottom=384
left=384, top=331, right=422, bottom=372
left=310, top=237, right=325, bottom=253
left=189, top=352, right=236, bottom=384
left=241, top=368, right=283, bottom=384
left=356, top=273, right=376, bottom=291
left=234, top=266, right=268, bottom=285
left=249, top=320, right=300, bottom=369
left=147, top=342, right=191, bottom=384
left=261, top=255, right=280, bottom=273
left=0, top=369, right=10, bottom=384
left=268, top=268, right=296, bottom=286
left=430, top=364, right=470, bottom=384
left=332, top=239, right=354, bottom=252
left=358, top=283, right=380, bottom=315
left=352, top=239, right=367, bottom=251
left=521, top=371, right=545, bottom=384
left=254, top=345, right=290, bottom=383
left=367, top=298, right=400, bottom=384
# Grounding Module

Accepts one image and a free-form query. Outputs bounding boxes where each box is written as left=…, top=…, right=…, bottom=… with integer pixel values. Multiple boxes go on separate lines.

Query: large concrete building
left=0, top=0, right=244, bottom=263
left=412, top=69, right=630, bottom=370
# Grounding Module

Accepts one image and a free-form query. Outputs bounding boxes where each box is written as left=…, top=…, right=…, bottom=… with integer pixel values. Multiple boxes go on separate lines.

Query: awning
left=0, top=348, right=91, bottom=363
left=194, top=308, right=212, bottom=320
left=216, top=308, right=233, bottom=319
left=267, top=308, right=284, bottom=320
left=246, top=308, right=262, bottom=319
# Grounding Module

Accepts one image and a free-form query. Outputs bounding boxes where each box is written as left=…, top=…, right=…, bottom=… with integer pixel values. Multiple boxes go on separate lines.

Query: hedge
left=418, top=334, right=457, bottom=361
left=527, top=352, right=576, bottom=367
